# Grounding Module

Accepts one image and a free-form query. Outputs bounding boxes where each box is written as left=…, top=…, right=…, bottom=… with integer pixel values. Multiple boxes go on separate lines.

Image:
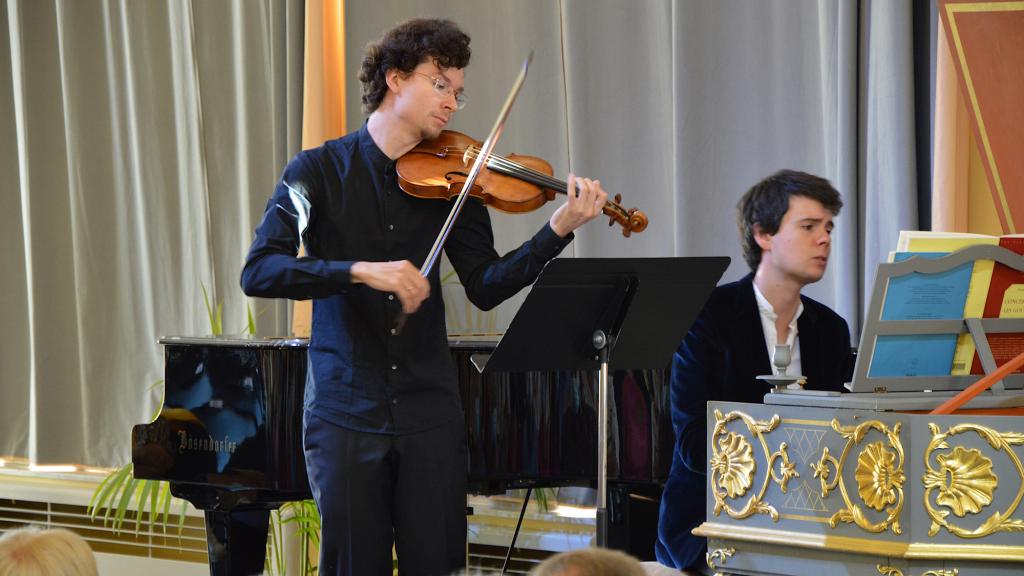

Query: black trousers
left=303, top=412, right=468, bottom=576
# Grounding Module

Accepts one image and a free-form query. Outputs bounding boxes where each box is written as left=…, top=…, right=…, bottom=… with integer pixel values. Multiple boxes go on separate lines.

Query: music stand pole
left=594, top=330, right=614, bottom=547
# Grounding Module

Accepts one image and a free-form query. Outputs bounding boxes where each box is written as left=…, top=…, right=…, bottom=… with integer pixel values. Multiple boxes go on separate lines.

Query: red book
left=971, top=236, right=1024, bottom=374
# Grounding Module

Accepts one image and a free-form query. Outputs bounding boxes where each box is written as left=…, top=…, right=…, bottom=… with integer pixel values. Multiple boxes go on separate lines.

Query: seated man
left=655, top=169, right=853, bottom=571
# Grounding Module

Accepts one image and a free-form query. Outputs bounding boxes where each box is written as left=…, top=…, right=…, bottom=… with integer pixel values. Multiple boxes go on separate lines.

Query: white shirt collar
left=752, top=282, right=804, bottom=377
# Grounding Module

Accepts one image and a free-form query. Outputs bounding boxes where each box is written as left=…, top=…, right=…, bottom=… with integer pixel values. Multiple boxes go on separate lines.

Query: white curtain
left=1, top=0, right=918, bottom=466
left=859, top=0, right=918, bottom=313
left=1, top=0, right=302, bottom=466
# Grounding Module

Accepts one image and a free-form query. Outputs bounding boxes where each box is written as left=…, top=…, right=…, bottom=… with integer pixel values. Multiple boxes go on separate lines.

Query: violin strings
left=451, top=146, right=626, bottom=217
left=463, top=147, right=539, bottom=178
left=463, top=146, right=571, bottom=194
left=462, top=147, right=626, bottom=216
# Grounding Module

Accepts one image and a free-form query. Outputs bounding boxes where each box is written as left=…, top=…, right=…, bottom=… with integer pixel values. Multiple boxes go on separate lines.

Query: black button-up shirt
left=241, top=124, right=573, bottom=434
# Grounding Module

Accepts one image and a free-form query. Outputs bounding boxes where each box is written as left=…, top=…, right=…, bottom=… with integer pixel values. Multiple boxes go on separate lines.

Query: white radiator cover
left=0, top=466, right=209, bottom=573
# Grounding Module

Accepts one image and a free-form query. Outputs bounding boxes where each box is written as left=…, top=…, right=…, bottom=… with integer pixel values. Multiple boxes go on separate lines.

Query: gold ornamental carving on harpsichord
left=923, top=422, right=1024, bottom=538
left=705, top=547, right=735, bottom=572
left=810, top=419, right=905, bottom=534
left=876, top=567, right=959, bottom=576
left=710, top=409, right=798, bottom=521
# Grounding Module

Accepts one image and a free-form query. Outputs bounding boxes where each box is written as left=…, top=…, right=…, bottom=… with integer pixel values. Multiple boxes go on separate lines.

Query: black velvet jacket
left=656, top=273, right=852, bottom=569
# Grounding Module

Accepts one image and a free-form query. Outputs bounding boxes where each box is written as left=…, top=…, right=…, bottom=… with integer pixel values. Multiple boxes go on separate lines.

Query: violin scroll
left=604, top=194, right=648, bottom=237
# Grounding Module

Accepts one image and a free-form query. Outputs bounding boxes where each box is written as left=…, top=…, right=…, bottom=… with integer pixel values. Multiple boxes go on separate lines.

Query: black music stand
left=480, top=256, right=729, bottom=547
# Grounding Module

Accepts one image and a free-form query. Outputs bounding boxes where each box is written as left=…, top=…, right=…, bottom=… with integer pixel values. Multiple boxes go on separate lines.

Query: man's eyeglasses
left=411, top=71, right=466, bottom=110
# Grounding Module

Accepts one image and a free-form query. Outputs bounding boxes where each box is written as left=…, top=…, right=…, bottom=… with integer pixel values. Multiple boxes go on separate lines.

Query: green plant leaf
left=280, top=499, right=321, bottom=574
left=135, top=479, right=154, bottom=533
left=147, top=379, right=165, bottom=421
left=175, top=497, right=187, bottom=536
left=86, top=466, right=115, bottom=516
left=534, top=487, right=554, bottom=512
left=154, top=477, right=168, bottom=532
left=159, top=481, right=172, bottom=530
left=265, top=508, right=284, bottom=576
left=113, top=478, right=139, bottom=532
left=90, top=464, right=131, bottom=523
left=201, top=283, right=217, bottom=335
left=149, top=478, right=159, bottom=531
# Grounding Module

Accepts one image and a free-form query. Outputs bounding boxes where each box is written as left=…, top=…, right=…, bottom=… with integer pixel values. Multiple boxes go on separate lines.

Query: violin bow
left=394, top=52, right=533, bottom=334
left=393, top=52, right=536, bottom=332
left=419, top=52, right=533, bottom=277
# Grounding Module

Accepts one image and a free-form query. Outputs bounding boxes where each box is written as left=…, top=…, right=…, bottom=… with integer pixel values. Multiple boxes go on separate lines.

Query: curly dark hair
left=737, top=169, right=843, bottom=271
left=359, top=18, right=471, bottom=114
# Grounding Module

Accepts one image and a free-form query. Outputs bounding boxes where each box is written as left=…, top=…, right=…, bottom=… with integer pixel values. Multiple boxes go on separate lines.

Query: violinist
left=241, top=18, right=608, bottom=576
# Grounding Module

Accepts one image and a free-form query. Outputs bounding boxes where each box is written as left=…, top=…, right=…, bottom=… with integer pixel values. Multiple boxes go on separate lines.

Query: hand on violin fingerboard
left=549, top=173, right=609, bottom=237
left=351, top=260, right=430, bottom=314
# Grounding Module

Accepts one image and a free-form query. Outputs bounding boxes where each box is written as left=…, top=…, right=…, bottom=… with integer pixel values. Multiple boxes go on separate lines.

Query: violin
left=396, top=130, right=648, bottom=237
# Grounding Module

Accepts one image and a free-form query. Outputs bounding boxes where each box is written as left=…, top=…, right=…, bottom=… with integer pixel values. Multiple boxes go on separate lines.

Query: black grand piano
left=132, top=336, right=673, bottom=575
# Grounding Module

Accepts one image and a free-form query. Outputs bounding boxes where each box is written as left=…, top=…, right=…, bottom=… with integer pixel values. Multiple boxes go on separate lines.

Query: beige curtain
left=1, top=0, right=303, bottom=466
left=290, top=0, right=347, bottom=338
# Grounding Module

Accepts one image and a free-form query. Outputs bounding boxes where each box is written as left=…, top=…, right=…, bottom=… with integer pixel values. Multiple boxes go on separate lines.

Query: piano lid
left=159, top=335, right=309, bottom=349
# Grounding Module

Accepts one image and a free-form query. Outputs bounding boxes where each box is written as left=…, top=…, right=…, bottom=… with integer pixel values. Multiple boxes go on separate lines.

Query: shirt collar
left=358, top=122, right=393, bottom=170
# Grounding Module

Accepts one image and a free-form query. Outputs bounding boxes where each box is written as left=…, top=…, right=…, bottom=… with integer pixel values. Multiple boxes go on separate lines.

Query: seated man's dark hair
left=736, top=169, right=843, bottom=271
left=359, top=18, right=471, bottom=114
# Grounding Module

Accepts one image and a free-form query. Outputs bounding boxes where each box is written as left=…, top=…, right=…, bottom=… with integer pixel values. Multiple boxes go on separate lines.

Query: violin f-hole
left=445, top=170, right=469, bottom=183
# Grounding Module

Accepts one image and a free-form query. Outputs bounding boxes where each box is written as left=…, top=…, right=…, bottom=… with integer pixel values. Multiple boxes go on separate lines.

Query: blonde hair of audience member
left=531, top=547, right=647, bottom=576
left=0, top=527, right=98, bottom=576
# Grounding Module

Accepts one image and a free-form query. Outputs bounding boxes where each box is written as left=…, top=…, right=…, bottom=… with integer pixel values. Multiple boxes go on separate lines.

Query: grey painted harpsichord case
left=694, top=245, right=1024, bottom=575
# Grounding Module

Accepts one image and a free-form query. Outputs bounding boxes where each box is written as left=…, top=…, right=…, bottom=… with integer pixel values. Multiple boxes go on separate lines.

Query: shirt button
left=391, top=398, right=399, bottom=405
left=390, top=328, right=397, bottom=335
left=388, top=224, right=394, bottom=231
left=391, top=364, right=398, bottom=371
left=388, top=294, right=394, bottom=301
